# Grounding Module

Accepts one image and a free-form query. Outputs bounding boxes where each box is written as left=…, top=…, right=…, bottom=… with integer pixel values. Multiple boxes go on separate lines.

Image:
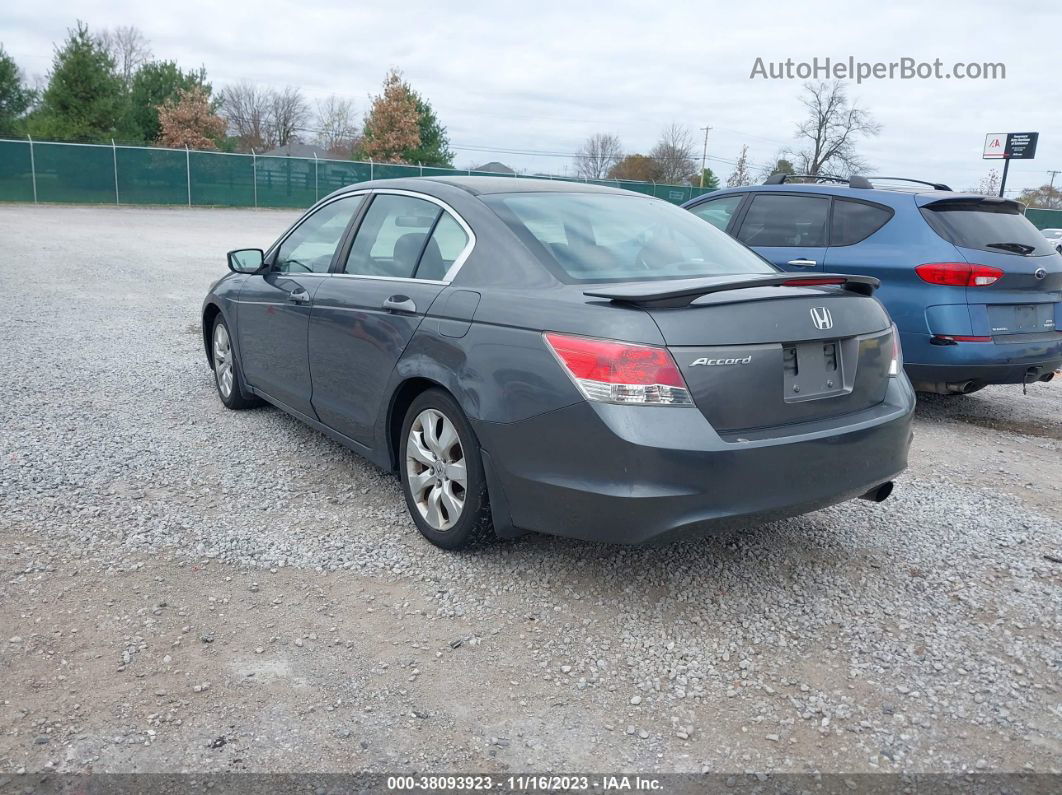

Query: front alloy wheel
left=213, top=322, right=234, bottom=399
left=209, top=314, right=260, bottom=410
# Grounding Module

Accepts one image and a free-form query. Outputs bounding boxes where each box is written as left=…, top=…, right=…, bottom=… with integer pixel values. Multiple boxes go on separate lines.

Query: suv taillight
left=544, top=332, right=692, bottom=405
left=915, top=262, right=1003, bottom=287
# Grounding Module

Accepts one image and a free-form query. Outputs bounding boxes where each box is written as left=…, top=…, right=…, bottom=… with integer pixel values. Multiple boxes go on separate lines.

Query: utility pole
left=1048, top=169, right=1060, bottom=190
left=699, top=125, right=712, bottom=188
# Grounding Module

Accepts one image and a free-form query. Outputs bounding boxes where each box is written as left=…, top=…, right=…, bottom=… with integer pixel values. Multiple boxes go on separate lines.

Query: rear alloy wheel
left=400, top=389, right=493, bottom=549
left=211, top=315, right=261, bottom=410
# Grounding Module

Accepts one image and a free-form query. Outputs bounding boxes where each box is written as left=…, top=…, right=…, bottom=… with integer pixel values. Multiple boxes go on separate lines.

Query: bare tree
left=791, top=80, right=880, bottom=176
left=96, top=26, right=152, bottom=85
left=574, top=133, right=623, bottom=180
left=649, top=124, right=696, bottom=183
left=315, top=95, right=359, bottom=156
left=971, top=169, right=1001, bottom=197
left=219, top=82, right=274, bottom=150
left=269, top=86, right=309, bottom=148
left=727, top=145, right=752, bottom=187
left=1016, top=184, right=1062, bottom=209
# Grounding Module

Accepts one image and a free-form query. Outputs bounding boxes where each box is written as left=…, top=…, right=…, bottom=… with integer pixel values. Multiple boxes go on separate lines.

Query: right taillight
left=543, top=332, right=693, bottom=405
left=915, top=262, right=1003, bottom=287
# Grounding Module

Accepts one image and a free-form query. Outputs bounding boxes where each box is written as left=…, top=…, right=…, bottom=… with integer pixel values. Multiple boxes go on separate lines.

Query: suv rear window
left=920, top=200, right=1055, bottom=256
left=831, top=199, right=893, bottom=246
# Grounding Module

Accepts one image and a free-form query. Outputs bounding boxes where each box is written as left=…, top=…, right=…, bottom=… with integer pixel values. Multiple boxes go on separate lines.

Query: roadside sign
left=983, top=131, right=1039, bottom=160
left=1005, top=132, right=1038, bottom=159
left=983, top=131, right=1040, bottom=197
left=983, top=133, right=1006, bottom=159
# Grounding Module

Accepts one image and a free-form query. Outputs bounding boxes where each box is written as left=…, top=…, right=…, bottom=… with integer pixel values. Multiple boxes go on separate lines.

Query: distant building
left=260, top=143, right=330, bottom=159
left=473, top=161, right=516, bottom=175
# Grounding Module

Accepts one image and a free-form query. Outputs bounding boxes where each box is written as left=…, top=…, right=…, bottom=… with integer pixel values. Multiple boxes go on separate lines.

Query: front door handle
left=786, top=259, right=817, bottom=267
left=288, top=288, right=311, bottom=304
left=383, top=295, right=417, bottom=313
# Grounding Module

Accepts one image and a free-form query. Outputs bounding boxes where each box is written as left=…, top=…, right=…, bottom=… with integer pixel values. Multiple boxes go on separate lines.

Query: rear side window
left=737, top=194, right=829, bottom=247
left=831, top=199, right=893, bottom=246
left=689, top=195, right=743, bottom=231
left=345, top=194, right=441, bottom=278
left=920, top=201, right=1055, bottom=256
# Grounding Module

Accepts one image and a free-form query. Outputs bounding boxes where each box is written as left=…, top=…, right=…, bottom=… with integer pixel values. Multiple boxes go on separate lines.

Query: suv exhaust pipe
left=913, top=380, right=983, bottom=395
left=860, top=481, right=894, bottom=503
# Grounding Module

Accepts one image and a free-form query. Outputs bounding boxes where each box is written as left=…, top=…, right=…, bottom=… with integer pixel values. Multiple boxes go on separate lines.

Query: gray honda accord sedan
left=203, top=177, right=915, bottom=549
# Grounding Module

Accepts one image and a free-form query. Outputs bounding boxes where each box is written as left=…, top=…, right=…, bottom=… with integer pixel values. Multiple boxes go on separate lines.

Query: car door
left=308, top=191, right=474, bottom=446
left=734, top=192, right=829, bottom=272
left=237, top=194, right=365, bottom=416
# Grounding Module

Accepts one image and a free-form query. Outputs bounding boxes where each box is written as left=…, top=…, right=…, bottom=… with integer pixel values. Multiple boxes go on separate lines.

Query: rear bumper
left=904, top=332, right=1062, bottom=385
left=474, top=377, right=915, bottom=544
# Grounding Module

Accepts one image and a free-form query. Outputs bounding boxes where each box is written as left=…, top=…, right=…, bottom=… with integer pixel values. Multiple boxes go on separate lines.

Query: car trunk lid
left=586, top=274, right=895, bottom=434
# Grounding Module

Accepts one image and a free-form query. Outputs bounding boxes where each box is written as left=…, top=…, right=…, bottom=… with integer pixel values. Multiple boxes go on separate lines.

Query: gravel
left=0, top=205, right=1060, bottom=774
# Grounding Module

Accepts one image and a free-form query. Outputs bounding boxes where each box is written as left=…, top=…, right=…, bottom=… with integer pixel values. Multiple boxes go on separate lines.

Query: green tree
left=406, top=93, right=453, bottom=167
left=360, top=69, right=420, bottom=163
left=125, top=61, right=208, bottom=143
left=692, top=167, right=719, bottom=189
left=360, top=69, right=453, bottom=166
left=30, top=21, right=124, bottom=141
left=0, top=45, right=35, bottom=135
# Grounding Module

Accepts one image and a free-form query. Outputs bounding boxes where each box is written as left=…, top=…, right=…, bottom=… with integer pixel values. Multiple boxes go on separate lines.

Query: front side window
left=345, top=194, right=443, bottom=278
left=483, top=192, right=774, bottom=283
left=737, top=194, right=829, bottom=247
left=689, top=194, right=743, bottom=231
left=275, top=195, right=363, bottom=273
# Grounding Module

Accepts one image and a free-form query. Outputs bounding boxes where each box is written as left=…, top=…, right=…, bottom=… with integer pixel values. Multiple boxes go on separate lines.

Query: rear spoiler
left=584, top=273, right=879, bottom=308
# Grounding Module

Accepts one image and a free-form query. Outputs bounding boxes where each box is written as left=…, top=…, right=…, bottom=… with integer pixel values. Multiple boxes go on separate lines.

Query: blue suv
left=683, top=175, right=1062, bottom=394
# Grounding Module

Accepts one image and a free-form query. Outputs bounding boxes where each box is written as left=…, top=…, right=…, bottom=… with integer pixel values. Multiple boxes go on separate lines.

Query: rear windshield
left=483, top=192, right=775, bottom=283
left=920, top=201, right=1055, bottom=256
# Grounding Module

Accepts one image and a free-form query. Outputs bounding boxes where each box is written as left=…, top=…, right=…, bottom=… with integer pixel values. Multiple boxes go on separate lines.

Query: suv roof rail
left=763, top=173, right=873, bottom=189
left=865, top=176, right=953, bottom=191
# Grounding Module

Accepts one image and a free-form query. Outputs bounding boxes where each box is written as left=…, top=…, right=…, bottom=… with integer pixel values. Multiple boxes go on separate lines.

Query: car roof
left=684, top=181, right=995, bottom=208
left=325, top=175, right=637, bottom=202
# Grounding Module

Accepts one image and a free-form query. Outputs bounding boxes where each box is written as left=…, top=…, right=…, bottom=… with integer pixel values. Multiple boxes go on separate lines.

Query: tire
left=210, top=314, right=261, bottom=410
left=399, top=388, right=494, bottom=550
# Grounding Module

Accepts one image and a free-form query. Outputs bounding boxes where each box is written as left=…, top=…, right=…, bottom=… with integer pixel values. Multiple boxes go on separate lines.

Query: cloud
left=2, top=0, right=1058, bottom=192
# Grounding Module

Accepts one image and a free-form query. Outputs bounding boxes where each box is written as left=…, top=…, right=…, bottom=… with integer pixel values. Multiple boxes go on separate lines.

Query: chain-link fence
left=0, top=138, right=716, bottom=208
left=1025, top=207, right=1062, bottom=230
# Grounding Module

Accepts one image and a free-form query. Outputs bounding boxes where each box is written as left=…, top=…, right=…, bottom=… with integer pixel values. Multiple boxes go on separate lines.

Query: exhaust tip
left=1038, top=371, right=1055, bottom=383
left=860, top=481, right=894, bottom=503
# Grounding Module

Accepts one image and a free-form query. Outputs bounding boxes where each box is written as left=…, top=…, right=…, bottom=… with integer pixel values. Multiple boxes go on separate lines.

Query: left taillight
left=543, top=332, right=693, bottom=405
left=889, top=324, right=902, bottom=376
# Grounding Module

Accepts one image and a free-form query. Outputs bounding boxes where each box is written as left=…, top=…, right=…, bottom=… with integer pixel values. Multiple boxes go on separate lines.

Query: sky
left=2, top=0, right=1060, bottom=195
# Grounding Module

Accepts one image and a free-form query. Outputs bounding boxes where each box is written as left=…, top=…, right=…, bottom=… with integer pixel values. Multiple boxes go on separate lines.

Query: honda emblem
left=810, top=307, right=833, bottom=330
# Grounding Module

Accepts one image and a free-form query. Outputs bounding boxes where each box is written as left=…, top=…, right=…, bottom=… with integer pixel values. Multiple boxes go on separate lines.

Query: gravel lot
left=1, top=205, right=1060, bottom=776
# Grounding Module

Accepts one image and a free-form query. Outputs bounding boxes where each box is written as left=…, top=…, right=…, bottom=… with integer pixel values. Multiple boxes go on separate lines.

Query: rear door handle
left=786, top=259, right=817, bottom=267
left=288, top=288, right=310, bottom=304
left=383, top=295, right=417, bottom=313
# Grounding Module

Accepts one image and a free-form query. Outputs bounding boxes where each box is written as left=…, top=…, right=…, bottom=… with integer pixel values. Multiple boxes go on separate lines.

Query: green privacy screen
left=0, top=138, right=715, bottom=208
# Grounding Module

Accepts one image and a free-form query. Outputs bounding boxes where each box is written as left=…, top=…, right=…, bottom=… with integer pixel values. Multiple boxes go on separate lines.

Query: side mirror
left=227, top=248, right=265, bottom=273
